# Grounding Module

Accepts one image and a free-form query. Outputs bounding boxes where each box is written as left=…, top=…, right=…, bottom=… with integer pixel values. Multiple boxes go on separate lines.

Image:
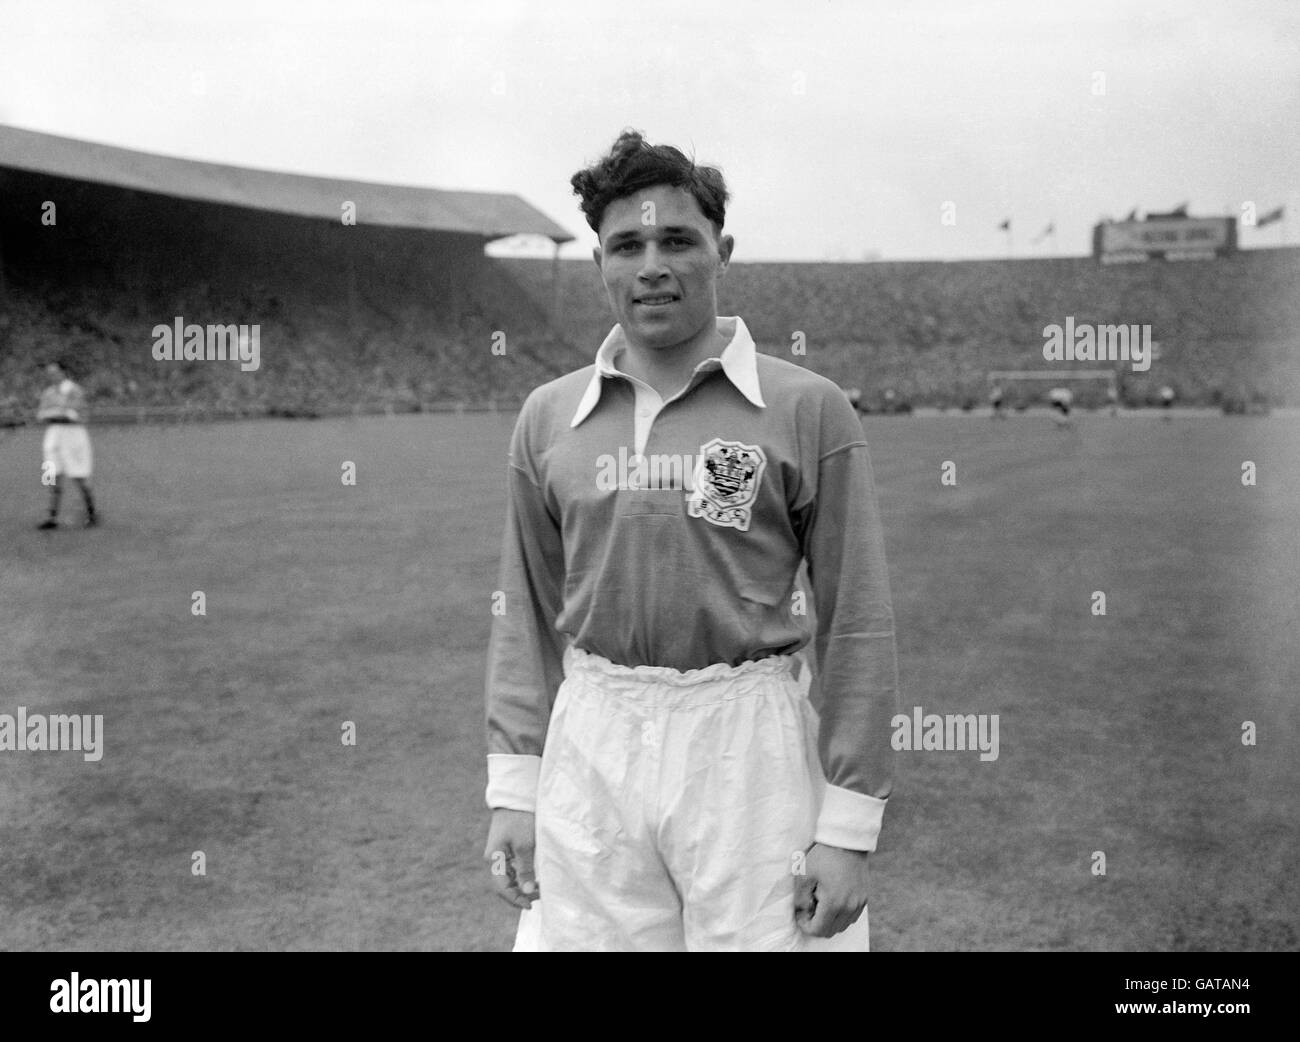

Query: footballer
left=36, top=359, right=98, bottom=530
left=1049, top=385, right=1074, bottom=428
left=482, top=131, right=899, bottom=951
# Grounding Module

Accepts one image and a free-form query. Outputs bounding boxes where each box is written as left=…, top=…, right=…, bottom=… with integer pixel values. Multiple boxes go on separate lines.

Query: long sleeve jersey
left=37, top=379, right=88, bottom=423
left=485, top=316, right=900, bottom=850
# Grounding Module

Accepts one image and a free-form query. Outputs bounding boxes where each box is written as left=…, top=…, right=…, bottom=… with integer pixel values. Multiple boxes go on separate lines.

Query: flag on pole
left=1256, top=205, right=1285, bottom=228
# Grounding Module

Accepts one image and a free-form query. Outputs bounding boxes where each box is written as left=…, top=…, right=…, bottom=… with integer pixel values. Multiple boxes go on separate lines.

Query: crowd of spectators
left=0, top=274, right=569, bottom=425
left=503, top=249, right=1300, bottom=413
left=2, top=249, right=1295, bottom=424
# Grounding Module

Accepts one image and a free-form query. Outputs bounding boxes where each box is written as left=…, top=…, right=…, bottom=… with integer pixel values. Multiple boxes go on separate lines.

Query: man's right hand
left=483, top=808, right=539, bottom=909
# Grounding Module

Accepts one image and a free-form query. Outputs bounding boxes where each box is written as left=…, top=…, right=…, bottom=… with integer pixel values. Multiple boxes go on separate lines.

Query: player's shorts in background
left=513, top=647, right=871, bottom=952
left=42, top=424, right=92, bottom=478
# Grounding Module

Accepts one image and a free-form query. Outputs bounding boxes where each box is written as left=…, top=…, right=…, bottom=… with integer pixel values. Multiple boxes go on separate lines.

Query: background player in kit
left=989, top=381, right=1005, bottom=419
left=483, top=130, right=899, bottom=951
left=35, top=359, right=98, bottom=529
left=1049, top=385, right=1073, bottom=428
left=1160, top=384, right=1175, bottom=420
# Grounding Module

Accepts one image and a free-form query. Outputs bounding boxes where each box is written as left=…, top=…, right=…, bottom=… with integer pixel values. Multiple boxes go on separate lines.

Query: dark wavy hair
left=570, top=129, right=729, bottom=238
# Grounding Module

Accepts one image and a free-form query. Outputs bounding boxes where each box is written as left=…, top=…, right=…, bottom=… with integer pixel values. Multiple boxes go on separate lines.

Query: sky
left=1, top=0, right=1297, bottom=261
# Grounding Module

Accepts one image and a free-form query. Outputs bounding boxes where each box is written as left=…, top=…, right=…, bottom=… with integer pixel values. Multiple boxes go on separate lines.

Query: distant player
left=989, top=382, right=1005, bottom=419
left=36, top=359, right=98, bottom=529
left=1159, top=385, right=1174, bottom=421
left=1048, top=386, right=1073, bottom=428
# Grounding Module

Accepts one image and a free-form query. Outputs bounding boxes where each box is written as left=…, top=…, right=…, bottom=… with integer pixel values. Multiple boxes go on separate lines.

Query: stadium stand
left=0, top=125, right=583, bottom=423
left=2, top=125, right=1296, bottom=420
left=500, top=251, right=1300, bottom=411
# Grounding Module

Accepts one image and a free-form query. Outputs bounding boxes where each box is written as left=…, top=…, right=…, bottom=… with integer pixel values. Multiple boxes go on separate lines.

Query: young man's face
left=593, top=184, right=734, bottom=352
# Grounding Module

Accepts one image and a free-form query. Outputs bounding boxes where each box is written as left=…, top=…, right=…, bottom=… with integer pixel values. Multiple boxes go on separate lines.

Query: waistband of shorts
left=565, top=645, right=795, bottom=688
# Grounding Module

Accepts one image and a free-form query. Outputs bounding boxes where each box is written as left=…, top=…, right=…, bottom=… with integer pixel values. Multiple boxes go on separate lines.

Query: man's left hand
left=793, top=842, right=870, bottom=938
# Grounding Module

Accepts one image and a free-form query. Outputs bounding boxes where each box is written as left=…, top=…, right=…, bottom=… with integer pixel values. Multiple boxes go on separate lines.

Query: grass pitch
left=1, top=412, right=1295, bottom=951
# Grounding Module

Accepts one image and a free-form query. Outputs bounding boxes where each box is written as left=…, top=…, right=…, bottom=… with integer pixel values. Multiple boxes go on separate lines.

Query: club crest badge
left=686, top=438, right=767, bottom=532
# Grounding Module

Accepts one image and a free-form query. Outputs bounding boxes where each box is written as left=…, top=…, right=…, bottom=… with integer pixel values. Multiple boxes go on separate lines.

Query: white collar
left=570, top=316, right=765, bottom=428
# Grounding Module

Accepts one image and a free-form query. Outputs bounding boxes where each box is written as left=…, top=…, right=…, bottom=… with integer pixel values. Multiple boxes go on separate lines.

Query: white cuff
left=485, top=754, right=542, bottom=813
left=814, top=783, right=888, bottom=852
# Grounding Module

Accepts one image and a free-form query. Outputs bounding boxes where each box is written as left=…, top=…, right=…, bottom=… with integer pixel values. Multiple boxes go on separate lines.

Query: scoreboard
left=1093, top=216, right=1237, bottom=263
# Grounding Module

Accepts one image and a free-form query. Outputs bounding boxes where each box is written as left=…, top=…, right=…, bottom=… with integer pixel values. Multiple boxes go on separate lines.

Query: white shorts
left=513, top=647, right=871, bottom=952
left=42, top=424, right=93, bottom=479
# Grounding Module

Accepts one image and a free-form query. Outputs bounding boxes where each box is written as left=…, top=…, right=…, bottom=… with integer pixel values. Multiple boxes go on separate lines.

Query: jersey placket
left=617, top=364, right=720, bottom=488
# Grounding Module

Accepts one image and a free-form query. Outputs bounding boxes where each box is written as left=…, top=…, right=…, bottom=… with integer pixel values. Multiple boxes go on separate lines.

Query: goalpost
left=986, top=369, right=1118, bottom=409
